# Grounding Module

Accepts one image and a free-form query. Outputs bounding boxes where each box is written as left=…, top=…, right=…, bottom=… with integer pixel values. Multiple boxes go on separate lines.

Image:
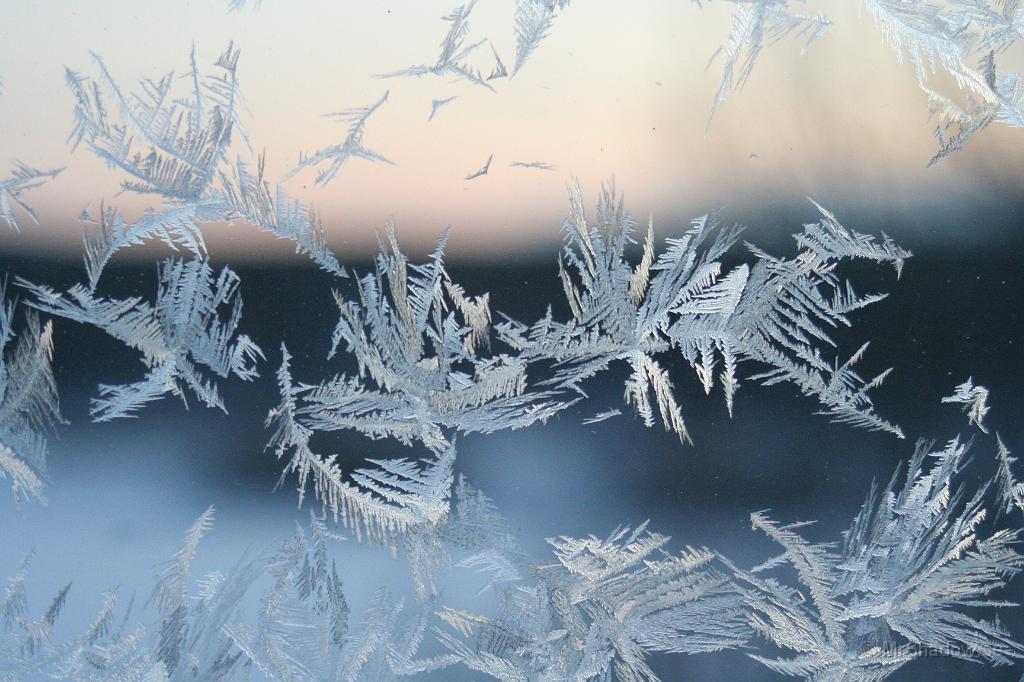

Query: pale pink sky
left=1, top=0, right=1022, bottom=262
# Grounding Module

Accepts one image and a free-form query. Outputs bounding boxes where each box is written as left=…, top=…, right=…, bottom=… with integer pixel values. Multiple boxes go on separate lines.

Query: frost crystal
left=870, top=0, right=1024, bottom=164
left=0, top=508, right=439, bottom=681
left=942, top=376, right=991, bottom=432
left=0, top=300, right=62, bottom=507
left=279, top=225, right=568, bottom=454
left=226, top=515, right=435, bottom=681
left=582, top=407, right=622, bottom=424
left=994, top=435, right=1024, bottom=516
left=4, top=507, right=263, bottom=681
left=428, top=96, right=457, bottom=122
left=268, top=367, right=459, bottom=549
left=0, top=551, right=72, bottom=678
left=464, top=153, right=493, bottom=180
left=266, top=225, right=569, bottom=540
left=284, top=91, right=393, bottom=187
left=438, top=522, right=749, bottom=680
left=4, top=418, right=1022, bottom=681
left=375, top=1, right=495, bottom=91
left=705, top=0, right=830, bottom=126
left=66, top=45, right=345, bottom=286
left=3, top=3, right=1022, bottom=680
left=0, top=163, right=63, bottom=232
left=497, top=181, right=908, bottom=443
left=487, top=41, right=509, bottom=81
left=703, top=0, right=1024, bottom=162
left=18, top=259, right=263, bottom=421
left=509, top=160, right=557, bottom=170
left=263, top=182, right=908, bottom=555
left=512, top=0, right=573, bottom=77
left=144, top=505, right=258, bottom=680
left=726, top=435, right=1024, bottom=680
left=224, top=153, right=346, bottom=277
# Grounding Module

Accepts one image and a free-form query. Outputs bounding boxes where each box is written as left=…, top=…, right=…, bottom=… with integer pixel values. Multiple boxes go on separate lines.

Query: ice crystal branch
left=487, top=41, right=509, bottom=81
left=223, top=153, right=346, bottom=276
left=65, top=45, right=346, bottom=286
left=705, top=0, right=830, bottom=126
left=0, top=163, right=63, bottom=232
left=5, top=423, right=1023, bottom=680
left=583, top=407, right=622, bottom=424
left=428, top=96, right=457, bottom=122
left=496, top=181, right=908, bottom=443
left=18, top=258, right=263, bottom=421
left=509, top=160, right=557, bottom=170
left=726, top=435, right=1024, bottom=680
left=947, top=380, right=1024, bottom=517
left=702, top=0, right=1024, bottom=162
left=275, top=224, right=569, bottom=455
left=375, top=1, right=495, bottom=91
left=1, top=508, right=441, bottom=681
left=284, top=91, right=393, bottom=187
left=267, top=352, right=459, bottom=550
left=146, top=505, right=258, bottom=679
left=2, top=507, right=263, bottom=681
left=66, top=45, right=244, bottom=204
left=994, top=435, right=1024, bottom=516
left=264, top=226, right=572, bottom=550
left=512, top=0, right=573, bottom=77
left=269, top=345, right=534, bottom=597
left=0, top=550, right=71, bottom=678
left=226, top=516, right=441, bottom=681
left=464, top=153, right=492, bottom=180
left=437, top=521, right=750, bottom=680
left=225, top=515, right=354, bottom=680
left=0, top=299, right=62, bottom=507
left=943, top=376, right=991, bottom=432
